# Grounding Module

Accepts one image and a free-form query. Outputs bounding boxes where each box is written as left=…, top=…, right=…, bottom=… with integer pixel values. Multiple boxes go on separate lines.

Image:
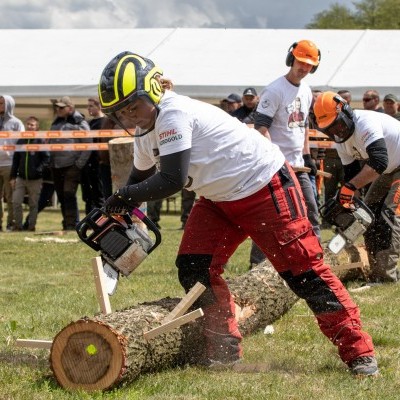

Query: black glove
left=303, top=154, right=317, bottom=176
left=103, top=188, right=139, bottom=214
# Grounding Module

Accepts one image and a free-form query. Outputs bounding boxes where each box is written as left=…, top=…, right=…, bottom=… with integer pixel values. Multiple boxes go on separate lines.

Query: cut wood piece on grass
left=34, top=231, right=66, bottom=236
left=15, top=339, right=53, bottom=349
left=50, top=261, right=298, bottom=392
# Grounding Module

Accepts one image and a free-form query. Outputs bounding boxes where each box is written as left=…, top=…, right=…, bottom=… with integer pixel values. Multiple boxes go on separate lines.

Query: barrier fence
left=0, top=129, right=334, bottom=151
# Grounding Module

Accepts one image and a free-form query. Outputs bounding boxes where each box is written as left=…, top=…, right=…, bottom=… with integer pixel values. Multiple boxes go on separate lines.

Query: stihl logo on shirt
left=159, top=128, right=177, bottom=140
left=159, top=128, right=182, bottom=145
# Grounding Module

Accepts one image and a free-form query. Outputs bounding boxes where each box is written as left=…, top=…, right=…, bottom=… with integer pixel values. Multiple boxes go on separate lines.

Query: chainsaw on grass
left=319, top=194, right=374, bottom=254
left=76, top=207, right=162, bottom=295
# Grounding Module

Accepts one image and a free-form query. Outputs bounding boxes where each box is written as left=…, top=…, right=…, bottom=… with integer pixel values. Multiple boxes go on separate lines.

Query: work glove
left=303, top=154, right=317, bottom=176
left=103, top=188, right=140, bottom=214
left=339, top=182, right=357, bottom=208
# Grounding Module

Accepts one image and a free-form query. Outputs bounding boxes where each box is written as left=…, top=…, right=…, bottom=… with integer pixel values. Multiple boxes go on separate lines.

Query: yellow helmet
left=98, top=51, right=163, bottom=115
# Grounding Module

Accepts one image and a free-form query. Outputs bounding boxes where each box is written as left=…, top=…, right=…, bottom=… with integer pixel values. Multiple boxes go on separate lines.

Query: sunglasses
left=362, top=97, right=374, bottom=102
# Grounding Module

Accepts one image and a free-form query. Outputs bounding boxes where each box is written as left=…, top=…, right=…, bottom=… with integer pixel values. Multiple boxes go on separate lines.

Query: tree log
left=108, top=137, right=134, bottom=193
left=323, top=244, right=370, bottom=282
left=108, top=137, right=147, bottom=227
left=50, top=261, right=298, bottom=392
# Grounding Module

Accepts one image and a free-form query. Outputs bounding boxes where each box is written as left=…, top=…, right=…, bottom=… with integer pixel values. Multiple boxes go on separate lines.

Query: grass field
left=0, top=206, right=399, bottom=399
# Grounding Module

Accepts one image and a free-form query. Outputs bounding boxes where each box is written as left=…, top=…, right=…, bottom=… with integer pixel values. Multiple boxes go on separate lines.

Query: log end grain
left=50, top=319, right=127, bottom=392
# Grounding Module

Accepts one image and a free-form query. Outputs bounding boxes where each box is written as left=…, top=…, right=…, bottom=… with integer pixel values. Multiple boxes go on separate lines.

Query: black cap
left=243, top=87, right=257, bottom=97
left=224, top=93, right=242, bottom=103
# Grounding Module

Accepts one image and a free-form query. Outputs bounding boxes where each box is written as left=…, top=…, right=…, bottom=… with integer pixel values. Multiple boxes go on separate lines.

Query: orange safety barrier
left=0, top=143, right=110, bottom=152
left=0, top=128, right=334, bottom=151
left=0, top=129, right=132, bottom=139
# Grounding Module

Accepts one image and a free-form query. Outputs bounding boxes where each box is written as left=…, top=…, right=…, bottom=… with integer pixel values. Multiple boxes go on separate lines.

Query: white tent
left=1, top=28, right=399, bottom=100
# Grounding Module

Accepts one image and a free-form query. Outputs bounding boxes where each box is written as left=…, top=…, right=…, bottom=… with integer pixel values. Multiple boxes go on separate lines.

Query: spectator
left=337, top=89, right=352, bottom=105
left=383, top=94, right=400, bottom=121
left=9, top=116, right=50, bottom=231
left=81, top=97, right=106, bottom=214
left=314, top=91, right=400, bottom=284
left=231, top=87, right=259, bottom=123
left=223, top=93, right=242, bottom=114
left=49, top=96, right=91, bottom=230
left=362, top=90, right=384, bottom=112
left=250, top=40, right=322, bottom=266
left=99, top=51, right=378, bottom=377
left=0, top=95, right=24, bottom=231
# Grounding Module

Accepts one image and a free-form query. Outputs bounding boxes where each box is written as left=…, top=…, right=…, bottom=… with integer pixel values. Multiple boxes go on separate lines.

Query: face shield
left=320, top=111, right=355, bottom=144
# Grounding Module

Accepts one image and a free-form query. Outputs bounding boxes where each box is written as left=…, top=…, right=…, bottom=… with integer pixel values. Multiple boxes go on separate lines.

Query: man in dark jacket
left=10, top=116, right=50, bottom=231
left=231, top=87, right=259, bottom=123
left=49, top=96, right=91, bottom=230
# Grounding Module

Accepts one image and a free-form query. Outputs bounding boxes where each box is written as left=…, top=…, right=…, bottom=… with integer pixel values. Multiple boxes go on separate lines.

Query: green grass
left=0, top=208, right=399, bottom=399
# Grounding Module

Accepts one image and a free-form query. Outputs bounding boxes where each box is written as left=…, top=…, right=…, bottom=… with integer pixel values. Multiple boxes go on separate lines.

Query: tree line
left=307, top=0, right=400, bottom=29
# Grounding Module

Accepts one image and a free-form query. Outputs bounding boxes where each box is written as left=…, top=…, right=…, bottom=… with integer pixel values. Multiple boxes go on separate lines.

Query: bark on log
left=50, top=261, right=298, bottom=392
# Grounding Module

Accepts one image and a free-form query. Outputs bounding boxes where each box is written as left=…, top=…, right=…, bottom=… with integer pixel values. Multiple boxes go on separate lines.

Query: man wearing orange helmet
left=314, top=91, right=400, bottom=284
left=249, top=40, right=322, bottom=266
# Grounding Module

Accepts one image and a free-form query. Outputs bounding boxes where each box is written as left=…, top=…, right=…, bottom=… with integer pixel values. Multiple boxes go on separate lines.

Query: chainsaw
left=76, top=207, right=162, bottom=295
left=319, top=194, right=374, bottom=254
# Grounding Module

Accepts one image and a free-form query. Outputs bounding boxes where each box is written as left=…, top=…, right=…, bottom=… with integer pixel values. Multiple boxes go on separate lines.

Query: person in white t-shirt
left=98, top=51, right=377, bottom=376
left=249, top=40, right=322, bottom=267
left=314, top=91, right=400, bottom=284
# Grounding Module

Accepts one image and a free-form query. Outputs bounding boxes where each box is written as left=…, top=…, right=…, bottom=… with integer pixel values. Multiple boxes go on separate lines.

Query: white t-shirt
left=256, top=75, right=312, bottom=168
left=134, top=91, right=285, bottom=202
left=336, top=109, right=400, bottom=174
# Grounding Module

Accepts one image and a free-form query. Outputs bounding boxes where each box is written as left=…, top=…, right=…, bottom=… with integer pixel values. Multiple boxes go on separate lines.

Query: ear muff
left=285, top=42, right=297, bottom=68
left=285, top=42, right=321, bottom=74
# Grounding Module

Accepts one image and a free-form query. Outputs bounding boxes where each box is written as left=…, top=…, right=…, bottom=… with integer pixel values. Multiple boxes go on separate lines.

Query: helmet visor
left=321, top=113, right=354, bottom=143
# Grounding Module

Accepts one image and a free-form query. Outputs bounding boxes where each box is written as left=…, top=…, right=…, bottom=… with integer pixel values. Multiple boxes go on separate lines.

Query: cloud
left=0, top=0, right=355, bottom=29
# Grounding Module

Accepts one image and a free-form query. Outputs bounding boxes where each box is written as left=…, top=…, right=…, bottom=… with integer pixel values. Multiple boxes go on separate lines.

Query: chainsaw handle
left=75, top=208, right=105, bottom=251
left=132, top=208, right=162, bottom=254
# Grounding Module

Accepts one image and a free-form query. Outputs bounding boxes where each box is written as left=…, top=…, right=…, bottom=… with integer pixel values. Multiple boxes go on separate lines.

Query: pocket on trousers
left=272, top=217, right=323, bottom=274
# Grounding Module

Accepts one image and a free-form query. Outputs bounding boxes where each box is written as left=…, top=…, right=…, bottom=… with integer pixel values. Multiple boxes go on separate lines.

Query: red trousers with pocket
left=177, top=162, right=375, bottom=364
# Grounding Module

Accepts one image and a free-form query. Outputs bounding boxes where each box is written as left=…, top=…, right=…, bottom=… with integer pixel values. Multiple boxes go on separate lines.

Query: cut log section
left=50, top=261, right=298, bottom=391
left=108, top=137, right=134, bottom=193
left=108, top=136, right=146, bottom=228
left=324, top=244, right=370, bottom=282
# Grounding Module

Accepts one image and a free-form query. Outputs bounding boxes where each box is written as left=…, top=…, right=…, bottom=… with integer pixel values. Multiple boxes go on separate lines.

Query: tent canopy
left=1, top=28, right=399, bottom=100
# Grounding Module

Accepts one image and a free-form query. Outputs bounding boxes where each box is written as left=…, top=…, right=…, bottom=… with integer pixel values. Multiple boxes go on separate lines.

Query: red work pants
left=178, top=163, right=375, bottom=364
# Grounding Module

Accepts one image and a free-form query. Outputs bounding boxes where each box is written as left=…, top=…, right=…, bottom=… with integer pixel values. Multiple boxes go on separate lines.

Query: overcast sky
left=1, top=0, right=355, bottom=29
